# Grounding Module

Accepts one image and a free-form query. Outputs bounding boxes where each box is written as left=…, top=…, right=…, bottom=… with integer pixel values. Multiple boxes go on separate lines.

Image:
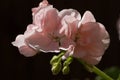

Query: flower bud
left=63, top=56, right=73, bottom=66
left=51, top=62, right=62, bottom=75
left=62, top=66, right=70, bottom=75
left=50, top=55, right=59, bottom=65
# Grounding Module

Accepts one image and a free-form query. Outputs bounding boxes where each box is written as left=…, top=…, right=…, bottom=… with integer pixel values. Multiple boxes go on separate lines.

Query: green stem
left=58, top=50, right=66, bottom=58
left=77, top=59, right=114, bottom=80
left=92, top=66, right=113, bottom=80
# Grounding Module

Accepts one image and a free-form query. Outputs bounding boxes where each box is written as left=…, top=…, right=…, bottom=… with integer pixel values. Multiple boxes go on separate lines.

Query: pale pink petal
left=76, top=22, right=109, bottom=57
left=12, top=35, right=37, bottom=57
left=33, top=5, right=60, bottom=33
left=73, top=45, right=87, bottom=58
left=73, top=44, right=103, bottom=65
left=59, top=9, right=81, bottom=20
left=33, top=5, right=53, bottom=27
left=12, top=35, right=26, bottom=48
left=98, top=23, right=110, bottom=49
left=42, top=8, right=60, bottom=33
left=81, top=55, right=102, bottom=65
left=39, top=0, right=49, bottom=7
left=60, top=36, right=75, bottom=50
left=59, top=15, right=78, bottom=37
left=22, top=1, right=61, bottom=53
left=59, top=14, right=79, bottom=50
left=19, top=45, right=37, bottom=57
left=32, top=0, right=49, bottom=15
left=24, top=24, right=60, bottom=53
left=24, top=24, right=42, bottom=38
left=25, top=31, right=60, bottom=53
left=78, top=11, right=96, bottom=27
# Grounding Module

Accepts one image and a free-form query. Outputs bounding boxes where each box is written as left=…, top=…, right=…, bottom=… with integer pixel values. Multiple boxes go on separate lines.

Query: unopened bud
left=62, top=66, right=70, bottom=75
left=63, top=56, right=73, bottom=66
left=50, top=55, right=59, bottom=65
left=51, top=62, right=62, bottom=75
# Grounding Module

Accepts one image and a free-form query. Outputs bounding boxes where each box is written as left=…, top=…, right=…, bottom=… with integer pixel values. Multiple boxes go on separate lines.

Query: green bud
left=50, top=55, right=59, bottom=65
left=62, top=66, right=70, bottom=75
left=51, top=62, right=62, bottom=75
left=63, top=56, right=73, bottom=66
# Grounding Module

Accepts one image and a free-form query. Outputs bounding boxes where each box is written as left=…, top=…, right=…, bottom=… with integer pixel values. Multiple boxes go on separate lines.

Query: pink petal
left=60, top=37, right=75, bottom=50
left=39, top=0, right=49, bottom=7
left=59, top=9, right=81, bottom=20
left=98, top=23, right=110, bottom=49
left=19, top=45, right=37, bottom=57
left=25, top=30, right=60, bottom=53
left=78, top=11, right=96, bottom=27
left=23, top=2, right=61, bottom=53
left=12, top=35, right=26, bottom=48
left=12, top=35, right=37, bottom=57
left=32, top=0, right=49, bottom=15
left=24, top=24, right=42, bottom=38
left=59, top=15, right=78, bottom=37
left=33, top=5, right=60, bottom=33
left=73, top=45, right=87, bottom=58
left=76, top=22, right=109, bottom=57
left=59, top=14, right=79, bottom=50
left=81, top=55, right=102, bottom=65
left=42, top=8, right=60, bottom=33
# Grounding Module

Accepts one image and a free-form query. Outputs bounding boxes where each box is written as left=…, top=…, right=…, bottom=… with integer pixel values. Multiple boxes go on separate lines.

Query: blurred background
left=0, top=0, right=120, bottom=80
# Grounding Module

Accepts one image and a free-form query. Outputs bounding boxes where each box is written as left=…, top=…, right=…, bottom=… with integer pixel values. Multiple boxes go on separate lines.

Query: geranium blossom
left=12, top=0, right=61, bottom=57
left=12, top=0, right=81, bottom=56
left=12, top=0, right=110, bottom=65
left=63, top=11, right=110, bottom=65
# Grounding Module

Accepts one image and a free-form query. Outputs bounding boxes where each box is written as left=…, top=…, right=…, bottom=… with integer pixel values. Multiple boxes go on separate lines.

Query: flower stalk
left=77, top=59, right=114, bottom=80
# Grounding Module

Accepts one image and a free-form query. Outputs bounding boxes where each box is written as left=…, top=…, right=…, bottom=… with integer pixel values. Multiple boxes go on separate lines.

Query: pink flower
left=12, top=0, right=62, bottom=56
left=24, top=1, right=62, bottom=53
left=12, top=0, right=81, bottom=56
left=12, top=0, right=110, bottom=64
left=63, top=11, right=110, bottom=65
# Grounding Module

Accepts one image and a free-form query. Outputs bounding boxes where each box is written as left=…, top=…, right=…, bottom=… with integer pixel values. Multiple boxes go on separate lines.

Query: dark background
left=0, top=0, right=120, bottom=80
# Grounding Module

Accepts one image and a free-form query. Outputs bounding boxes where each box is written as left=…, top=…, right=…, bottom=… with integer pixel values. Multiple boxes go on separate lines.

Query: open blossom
left=12, top=0, right=61, bottom=57
left=24, top=1, right=62, bottom=53
left=12, top=0, right=110, bottom=65
left=12, top=0, right=81, bottom=56
left=63, top=11, right=110, bottom=65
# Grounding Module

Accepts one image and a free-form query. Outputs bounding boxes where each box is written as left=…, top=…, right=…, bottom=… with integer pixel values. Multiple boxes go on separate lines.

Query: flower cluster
left=12, top=0, right=110, bottom=65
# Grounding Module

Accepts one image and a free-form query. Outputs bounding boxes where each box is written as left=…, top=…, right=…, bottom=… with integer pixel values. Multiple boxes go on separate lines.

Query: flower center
left=74, top=33, right=80, bottom=42
left=48, top=32, right=65, bottom=46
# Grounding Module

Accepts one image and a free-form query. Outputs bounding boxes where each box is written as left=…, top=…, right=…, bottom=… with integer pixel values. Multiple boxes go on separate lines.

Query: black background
left=0, top=0, right=120, bottom=80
